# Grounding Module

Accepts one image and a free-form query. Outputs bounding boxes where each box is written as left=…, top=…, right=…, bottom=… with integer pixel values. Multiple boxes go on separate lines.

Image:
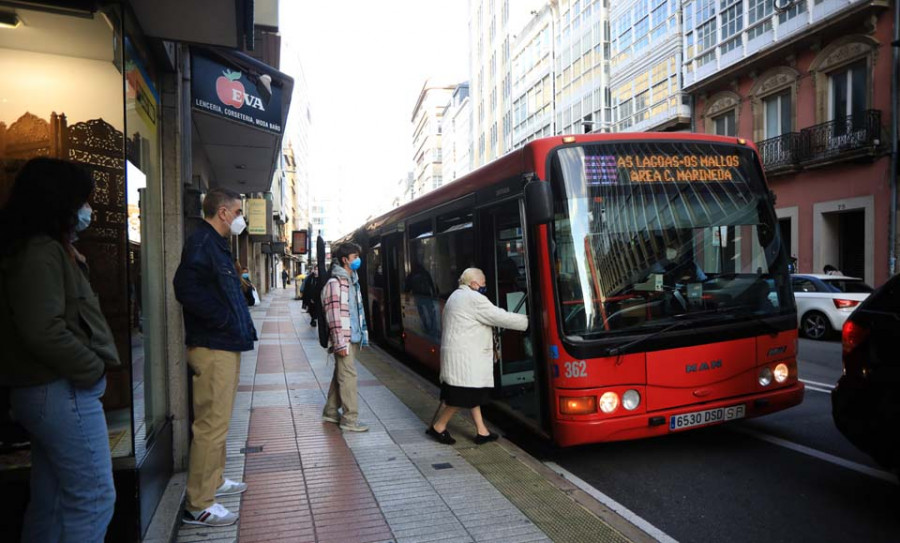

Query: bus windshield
left=549, top=140, right=794, bottom=341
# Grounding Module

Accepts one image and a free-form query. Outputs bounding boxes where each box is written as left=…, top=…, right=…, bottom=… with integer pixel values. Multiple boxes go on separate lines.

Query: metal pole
left=889, top=2, right=899, bottom=277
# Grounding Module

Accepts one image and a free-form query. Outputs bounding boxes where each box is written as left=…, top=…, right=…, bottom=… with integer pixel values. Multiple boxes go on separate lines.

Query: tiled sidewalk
left=175, top=289, right=553, bottom=543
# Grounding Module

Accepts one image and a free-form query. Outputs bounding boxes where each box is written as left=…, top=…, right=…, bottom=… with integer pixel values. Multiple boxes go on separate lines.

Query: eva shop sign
left=191, top=51, right=284, bottom=134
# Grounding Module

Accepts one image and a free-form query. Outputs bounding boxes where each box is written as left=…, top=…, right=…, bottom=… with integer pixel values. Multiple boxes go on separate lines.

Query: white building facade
left=609, top=0, right=690, bottom=132
left=441, top=82, right=472, bottom=182
left=411, top=81, right=454, bottom=199
left=554, top=0, right=613, bottom=136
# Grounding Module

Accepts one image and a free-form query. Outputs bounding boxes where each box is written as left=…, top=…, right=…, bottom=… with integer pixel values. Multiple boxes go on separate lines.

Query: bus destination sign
left=587, top=154, right=742, bottom=185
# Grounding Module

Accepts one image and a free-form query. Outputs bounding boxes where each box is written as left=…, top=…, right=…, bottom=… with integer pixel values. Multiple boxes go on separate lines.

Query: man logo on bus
left=686, top=359, right=723, bottom=373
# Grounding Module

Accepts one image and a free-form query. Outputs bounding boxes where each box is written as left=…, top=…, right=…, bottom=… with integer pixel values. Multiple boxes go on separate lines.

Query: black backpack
left=314, top=235, right=332, bottom=349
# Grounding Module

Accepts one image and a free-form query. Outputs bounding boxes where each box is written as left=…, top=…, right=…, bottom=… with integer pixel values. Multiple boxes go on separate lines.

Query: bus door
left=479, top=201, right=541, bottom=424
left=382, top=232, right=405, bottom=345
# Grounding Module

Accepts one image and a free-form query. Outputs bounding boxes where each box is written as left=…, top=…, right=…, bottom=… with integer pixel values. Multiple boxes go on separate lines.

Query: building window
left=777, top=0, right=807, bottom=23
left=720, top=2, right=743, bottom=39
left=763, top=91, right=792, bottom=138
left=829, top=60, right=867, bottom=121
left=713, top=110, right=736, bottom=136
left=697, top=19, right=717, bottom=53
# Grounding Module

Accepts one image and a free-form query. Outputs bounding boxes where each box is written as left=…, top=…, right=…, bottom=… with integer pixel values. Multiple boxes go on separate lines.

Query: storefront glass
left=0, top=6, right=160, bottom=465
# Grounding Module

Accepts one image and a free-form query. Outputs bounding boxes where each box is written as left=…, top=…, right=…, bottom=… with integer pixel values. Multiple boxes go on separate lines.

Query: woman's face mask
left=242, top=273, right=250, bottom=280
left=75, top=204, right=92, bottom=232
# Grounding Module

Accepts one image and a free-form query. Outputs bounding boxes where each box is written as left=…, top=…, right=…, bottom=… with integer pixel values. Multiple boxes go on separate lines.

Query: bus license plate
left=669, top=404, right=746, bottom=432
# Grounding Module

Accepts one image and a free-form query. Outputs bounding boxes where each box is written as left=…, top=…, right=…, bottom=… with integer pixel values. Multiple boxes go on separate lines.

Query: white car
left=791, top=274, right=873, bottom=340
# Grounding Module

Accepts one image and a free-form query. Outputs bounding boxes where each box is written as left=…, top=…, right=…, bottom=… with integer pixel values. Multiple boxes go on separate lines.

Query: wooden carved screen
left=0, top=112, right=130, bottom=410
left=65, top=119, right=130, bottom=410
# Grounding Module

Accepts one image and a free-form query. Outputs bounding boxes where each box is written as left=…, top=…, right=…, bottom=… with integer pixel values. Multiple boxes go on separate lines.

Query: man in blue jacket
left=174, top=187, right=257, bottom=527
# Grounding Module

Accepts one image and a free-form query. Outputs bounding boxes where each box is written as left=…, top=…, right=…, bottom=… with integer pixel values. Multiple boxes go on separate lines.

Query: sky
left=281, top=1, right=470, bottom=237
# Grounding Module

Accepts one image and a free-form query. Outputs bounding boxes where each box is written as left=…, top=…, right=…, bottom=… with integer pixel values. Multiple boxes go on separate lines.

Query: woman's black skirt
left=440, top=383, right=492, bottom=409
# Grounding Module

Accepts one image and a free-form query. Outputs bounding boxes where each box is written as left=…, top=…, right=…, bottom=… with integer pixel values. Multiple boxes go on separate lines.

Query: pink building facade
left=683, top=0, right=895, bottom=287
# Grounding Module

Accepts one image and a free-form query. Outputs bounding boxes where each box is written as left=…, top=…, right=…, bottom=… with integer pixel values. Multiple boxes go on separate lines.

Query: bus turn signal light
left=560, top=396, right=597, bottom=415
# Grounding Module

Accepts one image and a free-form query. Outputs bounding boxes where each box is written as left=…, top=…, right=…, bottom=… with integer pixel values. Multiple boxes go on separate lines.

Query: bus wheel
left=801, top=311, right=831, bottom=340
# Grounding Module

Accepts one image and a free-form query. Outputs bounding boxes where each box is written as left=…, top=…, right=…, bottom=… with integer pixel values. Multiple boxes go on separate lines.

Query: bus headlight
left=758, top=367, right=773, bottom=386
left=599, top=392, right=619, bottom=413
left=774, top=363, right=789, bottom=383
left=622, top=389, right=641, bottom=411
left=560, top=396, right=597, bottom=415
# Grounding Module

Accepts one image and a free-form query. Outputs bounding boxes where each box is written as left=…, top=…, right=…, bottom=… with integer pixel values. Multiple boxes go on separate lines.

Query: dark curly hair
left=0, top=158, right=94, bottom=258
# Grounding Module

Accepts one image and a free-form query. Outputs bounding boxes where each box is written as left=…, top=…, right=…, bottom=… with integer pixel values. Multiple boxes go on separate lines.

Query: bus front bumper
left=553, top=382, right=805, bottom=447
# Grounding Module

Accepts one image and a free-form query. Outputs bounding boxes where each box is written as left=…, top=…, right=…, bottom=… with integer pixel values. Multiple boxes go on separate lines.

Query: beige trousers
left=185, top=347, right=241, bottom=511
left=323, top=343, right=359, bottom=424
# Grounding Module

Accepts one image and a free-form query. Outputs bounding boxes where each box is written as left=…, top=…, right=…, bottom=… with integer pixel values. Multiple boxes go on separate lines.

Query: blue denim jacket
left=173, top=222, right=257, bottom=352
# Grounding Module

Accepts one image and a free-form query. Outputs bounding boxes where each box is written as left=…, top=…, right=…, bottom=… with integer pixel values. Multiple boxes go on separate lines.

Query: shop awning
left=190, top=47, right=293, bottom=194
left=129, top=0, right=253, bottom=49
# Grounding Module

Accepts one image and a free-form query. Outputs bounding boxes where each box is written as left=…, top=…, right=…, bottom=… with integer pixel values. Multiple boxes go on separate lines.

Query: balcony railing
left=757, top=132, right=802, bottom=171
left=800, top=110, right=881, bottom=163
left=757, top=110, right=882, bottom=174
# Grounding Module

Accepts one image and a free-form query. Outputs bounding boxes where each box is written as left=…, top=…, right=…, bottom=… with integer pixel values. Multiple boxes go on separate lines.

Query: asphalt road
left=533, top=338, right=900, bottom=543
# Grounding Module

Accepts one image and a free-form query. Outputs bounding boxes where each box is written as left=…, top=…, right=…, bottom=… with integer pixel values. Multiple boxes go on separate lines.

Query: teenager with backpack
left=320, top=242, right=369, bottom=432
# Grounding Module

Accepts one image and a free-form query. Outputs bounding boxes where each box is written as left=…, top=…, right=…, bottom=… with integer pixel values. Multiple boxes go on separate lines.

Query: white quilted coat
left=440, top=286, right=529, bottom=388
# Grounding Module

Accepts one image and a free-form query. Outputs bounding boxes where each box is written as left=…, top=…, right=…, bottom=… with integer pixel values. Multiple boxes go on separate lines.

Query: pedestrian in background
left=236, top=262, right=259, bottom=307
left=174, top=187, right=257, bottom=527
left=0, top=158, right=120, bottom=542
left=321, top=242, right=369, bottom=432
left=281, top=268, right=289, bottom=288
left=427, top=268, right=528, bottom=445
left=824, top=264, right=843, bottom=276
left=301, top=267, right=319, bottom=327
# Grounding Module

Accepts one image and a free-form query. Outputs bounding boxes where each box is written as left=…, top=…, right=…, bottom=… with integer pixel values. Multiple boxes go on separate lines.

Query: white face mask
left=230, top=214, right=247, bottom=236
left=666, top=247, right=678, bottom=260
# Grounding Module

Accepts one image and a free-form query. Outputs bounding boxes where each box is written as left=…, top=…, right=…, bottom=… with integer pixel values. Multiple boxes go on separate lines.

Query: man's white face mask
left=666, top=247, right=678, bottom=260
left=230, top=214, right=247, bottom=236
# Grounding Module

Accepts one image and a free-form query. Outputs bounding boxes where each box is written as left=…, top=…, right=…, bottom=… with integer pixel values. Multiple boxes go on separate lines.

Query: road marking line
left=544, top=461, right=679, bottom=543
left=733, top=427, right=898, bottom=485
left=800, top=378, right=836, bottom=390
left=803, top=385, right=833, bottom=394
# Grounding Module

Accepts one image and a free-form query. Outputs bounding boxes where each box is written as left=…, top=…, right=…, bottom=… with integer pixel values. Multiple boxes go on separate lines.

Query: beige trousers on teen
left=323, top=343, right=360, bottom=424
left=185, top=347, right=241, bottom=511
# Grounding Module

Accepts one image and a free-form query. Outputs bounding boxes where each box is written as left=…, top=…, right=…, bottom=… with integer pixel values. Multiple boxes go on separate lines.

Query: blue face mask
left=75, top=205, right=92, bottom=232
left=242, top=273, right=250, bottom=280
left=477, top=286, right=488, bottom=295
left=349, top=257, right=362, bottom=271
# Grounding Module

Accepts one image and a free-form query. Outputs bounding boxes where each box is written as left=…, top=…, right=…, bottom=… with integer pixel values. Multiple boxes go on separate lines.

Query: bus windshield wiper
left=605, top=310, right=725, bottom=356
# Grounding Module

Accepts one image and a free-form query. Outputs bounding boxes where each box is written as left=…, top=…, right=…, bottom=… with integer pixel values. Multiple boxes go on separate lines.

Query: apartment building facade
left=684, top=0, right=895, bottom=287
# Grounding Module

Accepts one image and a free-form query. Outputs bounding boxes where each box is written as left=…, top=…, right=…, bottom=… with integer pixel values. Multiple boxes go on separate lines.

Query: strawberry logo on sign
left=216, top=69, right=245, bottom=108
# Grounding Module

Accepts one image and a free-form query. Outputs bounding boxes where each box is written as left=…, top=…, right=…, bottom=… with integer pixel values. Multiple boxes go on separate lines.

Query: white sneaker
left=215, top=478, right=248, bottom=497
left=182, top=503, right=238, bottom=526
left=340, top=420, right=369, bottom=432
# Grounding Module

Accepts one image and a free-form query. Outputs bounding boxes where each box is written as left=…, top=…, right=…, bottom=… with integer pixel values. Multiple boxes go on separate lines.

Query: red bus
left=346, top=133, right=804, bottom=446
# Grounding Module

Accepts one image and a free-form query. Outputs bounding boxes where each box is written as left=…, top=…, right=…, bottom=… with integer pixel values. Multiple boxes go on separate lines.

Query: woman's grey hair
left=458, top=268, right=484, bottom=286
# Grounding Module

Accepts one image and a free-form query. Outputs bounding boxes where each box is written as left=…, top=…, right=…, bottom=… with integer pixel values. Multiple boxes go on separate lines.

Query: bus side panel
left=403, top=331, right=440, bottom=373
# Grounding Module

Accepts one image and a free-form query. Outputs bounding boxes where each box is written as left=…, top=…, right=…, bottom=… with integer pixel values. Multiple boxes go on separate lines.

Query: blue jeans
left=10, top=377, right=115, bottom=543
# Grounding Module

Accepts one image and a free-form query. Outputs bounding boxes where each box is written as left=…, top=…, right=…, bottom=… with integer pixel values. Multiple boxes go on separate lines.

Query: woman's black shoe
left=426, top=426, right=456, bottom=445
left=473, top=432, right=499, bottom=445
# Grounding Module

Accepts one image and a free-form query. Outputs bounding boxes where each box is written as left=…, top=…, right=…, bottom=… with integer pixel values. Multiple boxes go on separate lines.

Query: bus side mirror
left=525, top=181, right=553, bottom=225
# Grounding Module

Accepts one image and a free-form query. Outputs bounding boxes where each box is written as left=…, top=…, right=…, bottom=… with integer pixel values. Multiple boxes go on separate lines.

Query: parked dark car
left=831, top=273, right=900, bottom=470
